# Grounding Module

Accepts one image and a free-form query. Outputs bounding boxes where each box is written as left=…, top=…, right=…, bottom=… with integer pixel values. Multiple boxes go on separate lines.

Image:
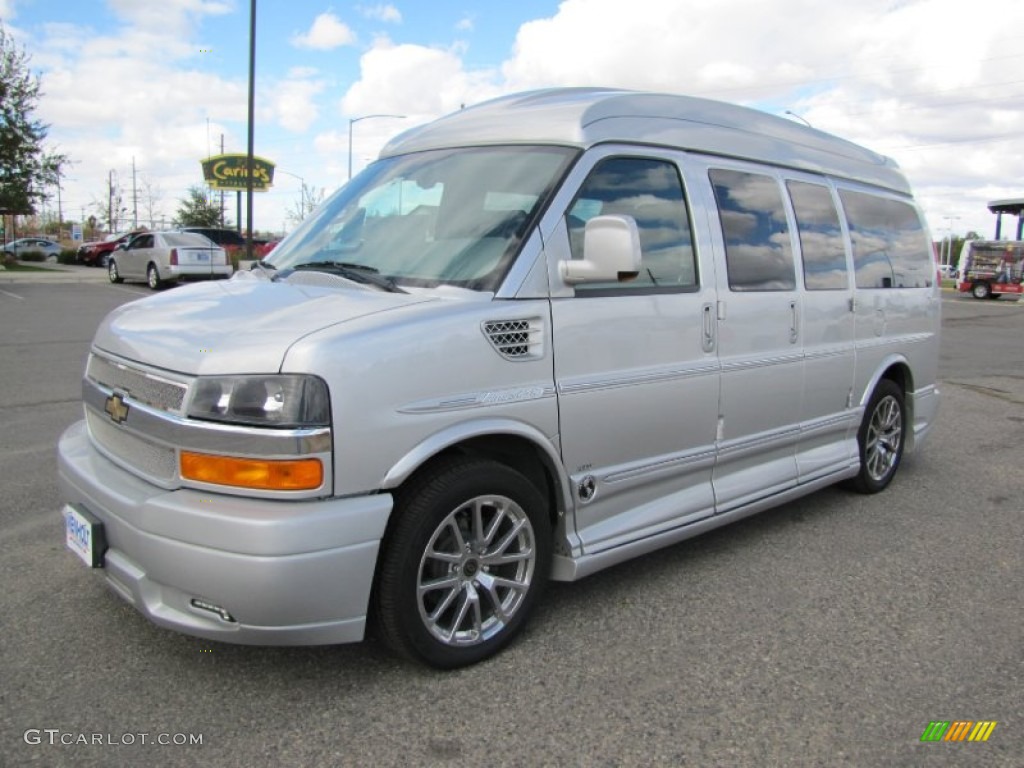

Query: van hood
left=94, top=274, right=437, bottom=375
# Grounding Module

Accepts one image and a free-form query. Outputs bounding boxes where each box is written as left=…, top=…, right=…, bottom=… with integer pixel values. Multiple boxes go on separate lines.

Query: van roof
left=380, top=88, right=911, bottom=195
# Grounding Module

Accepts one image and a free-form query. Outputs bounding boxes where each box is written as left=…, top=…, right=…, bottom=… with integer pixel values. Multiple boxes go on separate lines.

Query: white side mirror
left=560, top=214, right=642, bottom=284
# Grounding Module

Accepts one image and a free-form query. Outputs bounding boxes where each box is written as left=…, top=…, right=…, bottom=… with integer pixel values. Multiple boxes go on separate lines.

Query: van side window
left=710, top=169, right=795, bottom=291
left=839, top=190, right=934, bottom=289
left=568, top=157, right=697, bottom=294
left=786, top=181, right=848, bottom=291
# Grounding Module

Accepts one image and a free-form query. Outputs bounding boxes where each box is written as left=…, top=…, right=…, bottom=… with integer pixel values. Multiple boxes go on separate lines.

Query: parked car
left=178, top=226, right=247, bottom=248
left=107, top=231, right=233, bottom=289
left=77, top=231, right=137, bottom=267
left=3, top=237, right=62, bottom=261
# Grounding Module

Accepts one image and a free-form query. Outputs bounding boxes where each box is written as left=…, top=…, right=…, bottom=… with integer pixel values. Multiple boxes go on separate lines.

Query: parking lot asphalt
left=0, top=285, right=1021, bottom=767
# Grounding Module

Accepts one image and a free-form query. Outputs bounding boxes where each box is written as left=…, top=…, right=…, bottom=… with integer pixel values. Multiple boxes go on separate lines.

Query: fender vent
left=482, top=318, right=543, bottom=360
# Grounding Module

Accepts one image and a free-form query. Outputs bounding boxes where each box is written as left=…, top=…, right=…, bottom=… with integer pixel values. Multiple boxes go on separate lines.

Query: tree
left=0, top=24, right=50, bottom=218
left=174, top=185, right=222, bottom=227
left=286, top=182, right=326, bottom=227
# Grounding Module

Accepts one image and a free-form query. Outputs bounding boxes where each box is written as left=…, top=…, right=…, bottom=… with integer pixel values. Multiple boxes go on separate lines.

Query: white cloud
left=341, top=39, right=500, bottom=117
left=291, top=12, right=356, bottom=50
left=359, top=4, right=402, bottom=23
left=106, top=0, right=233, bottom=37
left=266, top=71, right=325, bottom=133
left=455, top=16, right=474, bottom=32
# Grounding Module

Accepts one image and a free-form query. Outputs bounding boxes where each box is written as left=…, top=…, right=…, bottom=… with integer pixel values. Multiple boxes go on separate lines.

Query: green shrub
left=20, top=250, right=46, bottom=262
left=58, top=249, right=78, bottom=264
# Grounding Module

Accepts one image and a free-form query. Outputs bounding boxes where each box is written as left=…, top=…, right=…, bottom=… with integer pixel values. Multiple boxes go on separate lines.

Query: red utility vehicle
left=957, top=240, right=1024, bottom=299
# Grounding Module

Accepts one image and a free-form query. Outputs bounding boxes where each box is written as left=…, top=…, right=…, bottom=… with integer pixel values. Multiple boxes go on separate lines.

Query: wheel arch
left=381, top=419, right=571, bottom=534
left=859, top=356, right=915, bottom=450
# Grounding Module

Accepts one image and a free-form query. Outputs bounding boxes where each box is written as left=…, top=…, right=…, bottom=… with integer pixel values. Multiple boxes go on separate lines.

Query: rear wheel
left=107, top=259, right=123, bottom=283
left=374, top=457, right=551, bottom=668
left=847, top=379, right=906, bottom=494
left=147, top=263, right=163, bottom=290
left=971, top=281, right=991, bottom=299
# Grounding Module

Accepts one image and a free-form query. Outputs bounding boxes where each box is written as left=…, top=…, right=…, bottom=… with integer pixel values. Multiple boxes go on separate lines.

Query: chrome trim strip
left=799, top=411, right=859, bottom=438
left=719, top=352, right=804, bottom=373
left=803, top=343, right=852, bottom=362
left=716, top=425, right=802, bottom=459
left=398, top=385, right=556, bottom=414
left=855, top=332, right=933, bottom=351
left=601, top=446, right=717, bottom=485
left=558, top=362, right=720, bottom=395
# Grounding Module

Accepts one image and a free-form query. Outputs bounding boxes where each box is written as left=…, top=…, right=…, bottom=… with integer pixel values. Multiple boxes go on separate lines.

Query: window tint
left=710, top=169, right=795, bottom=291
left=839, top=190, right=933, bottom=289
left=568, top=157, right=697, bottom=293
left=787, top=181, right=848, bottom=291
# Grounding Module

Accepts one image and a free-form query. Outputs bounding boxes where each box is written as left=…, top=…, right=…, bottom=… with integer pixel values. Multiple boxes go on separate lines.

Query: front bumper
left=57, top=420, right=392, bottom=645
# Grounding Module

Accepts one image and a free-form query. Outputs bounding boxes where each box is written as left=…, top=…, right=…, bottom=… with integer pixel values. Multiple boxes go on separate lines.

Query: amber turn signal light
left=180, top=451, right=323, bottom=491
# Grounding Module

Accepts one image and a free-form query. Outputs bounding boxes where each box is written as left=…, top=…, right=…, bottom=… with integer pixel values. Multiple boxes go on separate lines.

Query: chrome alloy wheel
left=416, top=494, right=536, bottom=647
left=864, top=394, right=902, bottom=483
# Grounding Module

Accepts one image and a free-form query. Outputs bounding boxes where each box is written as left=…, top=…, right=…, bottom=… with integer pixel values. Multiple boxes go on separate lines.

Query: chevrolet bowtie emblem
left=104, top=393, right=130, bottom=424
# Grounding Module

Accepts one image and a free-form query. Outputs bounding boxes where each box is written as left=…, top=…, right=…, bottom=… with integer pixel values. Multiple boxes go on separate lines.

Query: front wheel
left=847, top=379, right=906, bottom=494
left=373, top=457, right=551, bottom=668
left=971, top=281, right=991, bottom=299
left=107, top=259, right=123, bottom=283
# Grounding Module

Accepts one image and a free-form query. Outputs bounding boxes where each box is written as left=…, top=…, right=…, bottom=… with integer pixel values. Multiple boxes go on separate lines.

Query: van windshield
left=266, top=146, right=577, bottom=292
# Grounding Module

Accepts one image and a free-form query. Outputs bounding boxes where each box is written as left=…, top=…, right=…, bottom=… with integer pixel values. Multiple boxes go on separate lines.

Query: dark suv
left=178, top=227, right=247, bottom=248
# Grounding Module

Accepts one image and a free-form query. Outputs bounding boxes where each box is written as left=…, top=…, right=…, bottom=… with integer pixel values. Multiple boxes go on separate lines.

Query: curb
left=0, top=262, right=109, bottom=283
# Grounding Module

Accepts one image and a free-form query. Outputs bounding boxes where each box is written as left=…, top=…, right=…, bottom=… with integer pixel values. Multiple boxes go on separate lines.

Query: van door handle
left=702, top=303, right=715, bottom=353
left=789, top=300, right=798, bottom=344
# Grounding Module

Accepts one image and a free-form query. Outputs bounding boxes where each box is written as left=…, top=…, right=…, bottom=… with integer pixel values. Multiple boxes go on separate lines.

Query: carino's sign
left=201, top=154, right=275, bottom=191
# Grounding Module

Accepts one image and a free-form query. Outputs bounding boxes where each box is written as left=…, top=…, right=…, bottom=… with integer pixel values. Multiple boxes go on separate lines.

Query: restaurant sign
left=201, top=154, right=275, bottom=191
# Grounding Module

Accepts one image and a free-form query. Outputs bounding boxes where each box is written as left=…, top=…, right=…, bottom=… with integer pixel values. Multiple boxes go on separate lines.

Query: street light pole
left=347, top=114, right=406, bottom=180
left=942, top=215, right=961, bottom=266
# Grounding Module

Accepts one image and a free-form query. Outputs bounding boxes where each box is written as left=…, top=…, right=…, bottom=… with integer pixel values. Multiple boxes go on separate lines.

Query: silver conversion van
left=58, top=88, right=940, bottom=668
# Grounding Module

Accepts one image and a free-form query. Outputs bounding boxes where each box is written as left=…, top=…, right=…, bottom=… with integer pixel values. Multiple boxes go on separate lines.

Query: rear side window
left=568, top=157, right=697, bottom=294
left=786, top=181, right=848, bottom=291
left=839, top=190, right=933, bottom=289
left=710, top=169, right=795, bottom=291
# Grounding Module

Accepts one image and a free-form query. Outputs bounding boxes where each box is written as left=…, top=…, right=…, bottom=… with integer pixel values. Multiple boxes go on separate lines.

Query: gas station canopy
left=987, top=198, right=1024, bottom=240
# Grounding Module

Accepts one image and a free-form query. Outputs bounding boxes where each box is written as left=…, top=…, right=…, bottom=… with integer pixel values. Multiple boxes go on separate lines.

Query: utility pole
left=108, top=170, right=115, bottom=232
left=220, top=134, right=226, bottom=228
left=132, top=156, right=139, bottom=228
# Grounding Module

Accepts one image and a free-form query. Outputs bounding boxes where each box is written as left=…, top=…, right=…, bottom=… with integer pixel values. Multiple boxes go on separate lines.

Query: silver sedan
left=107, top=231, right=234, bottom=289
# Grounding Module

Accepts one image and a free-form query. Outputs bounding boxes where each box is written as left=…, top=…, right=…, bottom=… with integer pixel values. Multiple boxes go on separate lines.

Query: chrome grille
left=482, top=318, right=543, bottom=360
left=87, top=354, right=189, bottom=413
left=86, top=409, right=177, bottom=482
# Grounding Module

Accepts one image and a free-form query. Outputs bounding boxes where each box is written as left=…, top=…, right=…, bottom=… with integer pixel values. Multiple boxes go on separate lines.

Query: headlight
left=186, top=375, right=330, bottom=427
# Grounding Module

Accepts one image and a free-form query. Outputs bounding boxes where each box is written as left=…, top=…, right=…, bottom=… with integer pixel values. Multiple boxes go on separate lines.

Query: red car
left=77, top=231, right=138, bottom=267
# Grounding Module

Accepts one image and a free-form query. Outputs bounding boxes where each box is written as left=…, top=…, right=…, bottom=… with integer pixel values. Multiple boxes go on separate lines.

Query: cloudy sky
left=2, top=0, right=1022, bottom=240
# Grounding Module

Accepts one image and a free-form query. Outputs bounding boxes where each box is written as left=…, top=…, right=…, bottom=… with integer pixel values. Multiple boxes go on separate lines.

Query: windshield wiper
left=291, top=261, right=406, bottom=293
left=250, top=260, right=278, bottom=282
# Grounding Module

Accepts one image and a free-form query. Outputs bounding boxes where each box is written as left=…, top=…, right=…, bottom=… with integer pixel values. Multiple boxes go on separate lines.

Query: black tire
left=847, top=379, right=906, bottom=494
left=107, top=259, right=123, bottom=283
left=971, top=281, right=991, bottom=300
left=373, top=457, right=551, bottom=668
left=147, top=263, right=163, bottom=290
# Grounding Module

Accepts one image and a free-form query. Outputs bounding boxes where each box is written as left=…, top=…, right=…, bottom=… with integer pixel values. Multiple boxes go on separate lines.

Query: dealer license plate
left=63, top=504, right=107, bottom=568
